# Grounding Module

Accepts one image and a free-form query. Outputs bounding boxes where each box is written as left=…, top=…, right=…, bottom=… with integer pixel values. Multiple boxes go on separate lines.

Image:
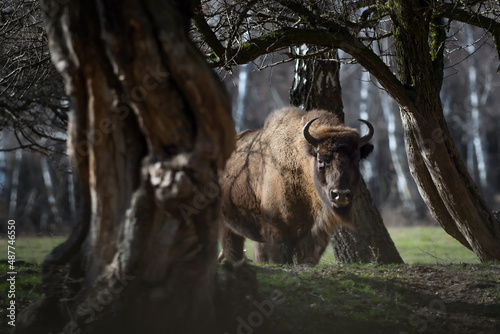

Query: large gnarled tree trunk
left=290, top=49, right=403, bottom=264
left=17, top=1, right=235, bottom=333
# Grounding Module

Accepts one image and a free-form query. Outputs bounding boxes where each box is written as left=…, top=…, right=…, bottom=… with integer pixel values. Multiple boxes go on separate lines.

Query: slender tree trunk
left=16, top=1, right=235, bottom=333
left=22, top=189, right=37, bottom=218
left=466, top=25, right=489, bottom=193
left=358, top=70, right=376, bottom=190
left=380, top=92, right=426, bottom=217
left=390, top=1, right=500, bottom=261
left=68, top=168, right=77, bottom=225
left=234, top=62, right=251, bottom=132
left=0, top=151, right=5, bottom=198
left=8, top=149, right=22, bottom=218
left=40, top=155, right=63, bottom=233
left=290, top=49, right=403, bottom=264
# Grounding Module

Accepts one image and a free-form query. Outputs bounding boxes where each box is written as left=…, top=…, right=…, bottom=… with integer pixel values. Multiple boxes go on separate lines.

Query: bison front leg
left=266, top=235, right=295, bottom=264
left=295, top=247, right=322, bottom=265
left=295, top=231, right=329, bottom=265
left=253, top=241, right=269, bottom=263
left=221, top=224, right=245, bottom=262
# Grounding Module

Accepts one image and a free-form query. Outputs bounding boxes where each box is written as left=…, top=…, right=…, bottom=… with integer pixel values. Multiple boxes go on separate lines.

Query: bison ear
left=360, top=143, right=374, bottom=160
left=304, top=143, right=317, bottom=157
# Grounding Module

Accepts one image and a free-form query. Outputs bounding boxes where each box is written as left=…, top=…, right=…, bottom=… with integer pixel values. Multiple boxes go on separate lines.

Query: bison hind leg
left=221, top=225, right=245, bottom=262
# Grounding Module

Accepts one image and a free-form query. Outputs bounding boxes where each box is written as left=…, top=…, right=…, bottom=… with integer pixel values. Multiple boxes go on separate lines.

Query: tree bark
left=16, top=1, right=235, bottom=333
left=290, top=49, right=403, bottom=264
left=390, top=1, right=500, bottom=261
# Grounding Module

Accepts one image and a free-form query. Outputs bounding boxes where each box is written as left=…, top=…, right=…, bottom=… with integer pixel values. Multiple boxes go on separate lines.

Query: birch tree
left=466, top=25, right=490, bottom=194
left=380, top=92, right=426, bottom=217
left=8, top=149, right=22, bottom=218
left=290, top=47, right=402, bottom=263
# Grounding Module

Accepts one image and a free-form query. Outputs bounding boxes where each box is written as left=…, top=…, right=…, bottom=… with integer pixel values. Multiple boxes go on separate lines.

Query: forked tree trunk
left=390, top=2, right=500, bottom=261
left=290, top=49, right=403, bottom=264
left=16, top=1, right=235, bottom=333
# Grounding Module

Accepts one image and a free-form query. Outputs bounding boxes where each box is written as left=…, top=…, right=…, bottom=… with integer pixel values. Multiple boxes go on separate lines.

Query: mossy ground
left=0, top=230, right=498, bottom=333
left=237, top=262, right=500, bottom=334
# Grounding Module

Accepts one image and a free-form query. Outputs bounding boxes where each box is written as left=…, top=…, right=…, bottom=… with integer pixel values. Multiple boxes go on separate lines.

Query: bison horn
left=358, top=119, right=374, bottom=147
left=303, top=117, right=321, bottom=147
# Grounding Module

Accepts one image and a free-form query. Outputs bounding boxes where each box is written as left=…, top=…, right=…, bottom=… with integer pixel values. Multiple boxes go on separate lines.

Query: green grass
left=387, top=227, right=478, bottom=264
left=0, top=229, right=496, bottom=333
left=0, top=227, right=479, bottom=265
left=246, top=262, right=500, bottom=334
left=238, top=227, right=478, bottom=264
left=252, top=264, right=413, bottom=333
left=0, top=261, right=43, bottom=328
left=0, top=236, right=66, bottom=263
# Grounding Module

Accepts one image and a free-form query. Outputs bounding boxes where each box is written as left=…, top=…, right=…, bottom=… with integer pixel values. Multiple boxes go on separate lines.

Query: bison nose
left=330, top=189, right=352, bottom=207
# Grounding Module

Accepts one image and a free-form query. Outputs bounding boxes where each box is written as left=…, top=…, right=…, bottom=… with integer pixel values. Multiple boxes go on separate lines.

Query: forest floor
left=0, top=232, right=499, bottom=334
left=220, top=261, right=500, bottom=334
left=0, top=261, right=498, bottom=333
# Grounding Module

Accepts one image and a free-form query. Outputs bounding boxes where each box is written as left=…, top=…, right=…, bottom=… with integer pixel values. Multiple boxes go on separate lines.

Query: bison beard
left=219, top=107, right=374, bottom=264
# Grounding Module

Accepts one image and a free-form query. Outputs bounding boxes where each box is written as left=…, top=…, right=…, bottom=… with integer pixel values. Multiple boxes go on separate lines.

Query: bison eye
left=317, top=157, right=331, bottom=170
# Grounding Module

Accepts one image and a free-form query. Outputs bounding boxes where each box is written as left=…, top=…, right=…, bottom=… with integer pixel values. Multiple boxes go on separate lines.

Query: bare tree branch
left=0, top=0, right=68, bottom=154
left=437, top=1, right=500, bottom=70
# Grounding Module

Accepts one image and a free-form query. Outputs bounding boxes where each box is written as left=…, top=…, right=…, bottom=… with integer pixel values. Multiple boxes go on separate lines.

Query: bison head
left=303, top=117, right=374, bottom=218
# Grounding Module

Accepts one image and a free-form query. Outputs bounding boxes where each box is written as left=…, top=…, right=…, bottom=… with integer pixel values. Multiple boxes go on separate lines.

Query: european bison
left=219, top=107, right=374, bottom=264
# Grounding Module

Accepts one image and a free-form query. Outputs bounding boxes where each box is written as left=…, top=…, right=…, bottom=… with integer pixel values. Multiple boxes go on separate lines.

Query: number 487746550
left=7, top=220, right=16, bottom=270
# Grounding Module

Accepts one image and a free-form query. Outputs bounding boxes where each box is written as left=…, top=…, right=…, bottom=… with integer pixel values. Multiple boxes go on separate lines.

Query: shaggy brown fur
left=219, top=107, right=374, bottom=264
